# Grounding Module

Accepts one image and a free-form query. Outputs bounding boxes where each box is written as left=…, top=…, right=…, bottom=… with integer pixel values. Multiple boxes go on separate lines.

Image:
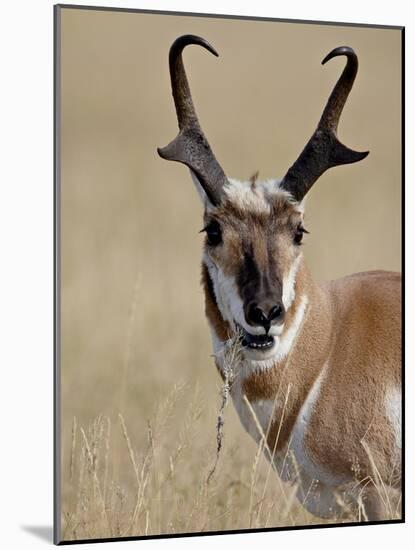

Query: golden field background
left=58, top=7, right=401, bottom=541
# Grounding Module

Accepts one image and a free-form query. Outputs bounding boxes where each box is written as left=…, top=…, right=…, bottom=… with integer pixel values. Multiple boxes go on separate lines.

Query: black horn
left=157, top=35, right=228, bottom=206
left=280, top=46, right=369, bottom=202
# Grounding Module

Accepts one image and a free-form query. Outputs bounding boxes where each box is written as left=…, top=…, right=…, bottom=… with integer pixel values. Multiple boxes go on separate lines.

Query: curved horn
left=281, top=46, right=369, bottom=202
left=157, top=35, right=227, bottom=206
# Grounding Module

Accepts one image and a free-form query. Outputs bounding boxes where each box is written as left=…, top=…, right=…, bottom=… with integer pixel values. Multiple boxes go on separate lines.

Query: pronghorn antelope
left=158, top=35, right=401, bottom=521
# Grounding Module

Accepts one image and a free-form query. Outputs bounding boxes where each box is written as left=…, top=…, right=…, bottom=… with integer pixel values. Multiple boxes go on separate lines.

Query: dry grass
left=61, top=396, right=400, bottom=542
left=60, top=257, right=400, bottom=542
left=62, top=389, right=311, bottom=541
left=59, top=11, right=401, bottom=542
left=60, top=334, right=400, bottom=542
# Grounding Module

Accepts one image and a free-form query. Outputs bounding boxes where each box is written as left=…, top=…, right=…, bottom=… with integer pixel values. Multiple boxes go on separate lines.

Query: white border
left=0, top=1, right=412, bottom=548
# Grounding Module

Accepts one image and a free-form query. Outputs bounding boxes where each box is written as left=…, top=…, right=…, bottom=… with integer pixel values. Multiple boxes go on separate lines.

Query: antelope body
left=158, top=35, right=401, bottom=521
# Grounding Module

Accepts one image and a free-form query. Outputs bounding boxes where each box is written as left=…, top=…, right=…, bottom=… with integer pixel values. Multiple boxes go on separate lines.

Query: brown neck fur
left=202, top=257, right=401, bottom=486
left=201, top=257, right=333, bottom=451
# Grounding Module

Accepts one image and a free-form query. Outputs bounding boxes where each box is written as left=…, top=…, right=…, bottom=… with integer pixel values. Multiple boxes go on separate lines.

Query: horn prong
left=157, top=35, right=227, bottom=206
left=281, top=46, right=369, bottom=202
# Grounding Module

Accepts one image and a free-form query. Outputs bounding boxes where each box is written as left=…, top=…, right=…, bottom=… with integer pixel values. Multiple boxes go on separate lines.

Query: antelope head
left=158, top=35, right=368, bottom=361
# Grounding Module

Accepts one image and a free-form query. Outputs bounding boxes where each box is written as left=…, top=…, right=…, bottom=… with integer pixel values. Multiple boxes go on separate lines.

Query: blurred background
left=59, top=7, right=401, bottom=540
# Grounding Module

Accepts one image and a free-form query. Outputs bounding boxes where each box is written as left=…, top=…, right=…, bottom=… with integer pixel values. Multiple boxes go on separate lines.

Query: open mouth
left=236, top=323, right=275, bottom=351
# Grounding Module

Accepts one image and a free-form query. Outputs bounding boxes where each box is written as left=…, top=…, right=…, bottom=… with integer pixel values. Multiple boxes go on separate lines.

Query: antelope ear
left=297, top=196, right=307, bottom=214
left=190, top=171, right=215, bottom=210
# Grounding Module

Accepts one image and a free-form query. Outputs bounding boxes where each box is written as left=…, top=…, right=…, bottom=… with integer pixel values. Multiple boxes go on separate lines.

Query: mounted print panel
left=54, top=4, right=403, bottom=545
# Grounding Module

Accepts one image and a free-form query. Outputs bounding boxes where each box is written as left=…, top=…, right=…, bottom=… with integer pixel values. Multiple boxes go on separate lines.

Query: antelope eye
left=204, top=221, right=222, bottom=246
left=294, top=226, right=308, bottom=245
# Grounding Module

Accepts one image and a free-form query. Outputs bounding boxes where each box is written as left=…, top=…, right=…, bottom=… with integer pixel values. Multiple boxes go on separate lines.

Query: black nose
left=246, top=302, right=285, bottom=332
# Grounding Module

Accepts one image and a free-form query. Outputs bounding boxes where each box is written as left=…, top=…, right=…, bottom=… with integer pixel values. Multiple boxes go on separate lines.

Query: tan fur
left=306, top=271, right=401, bottom=485
left=242, top=263, right=332, bottom=454
left=201, top=193, right=401, bottom=520
left=204, top=195, right=302, bottom=278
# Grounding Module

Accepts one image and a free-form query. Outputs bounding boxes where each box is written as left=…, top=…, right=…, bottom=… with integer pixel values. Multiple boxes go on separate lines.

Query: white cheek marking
left=203, top=254, right=265, bottom=336
left=216, top=268, right=245, bottom=329
left=203, top=254, right=235, bottom=327
left=385, top=387, right=401, bottom=452
left=204, top=252, right=301, bottom=340
left=282, top=254, right=303, bottom=311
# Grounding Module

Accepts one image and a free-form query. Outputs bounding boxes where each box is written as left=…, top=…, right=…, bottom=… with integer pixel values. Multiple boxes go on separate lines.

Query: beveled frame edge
left=53, top=4, right=405, bottom=545
left=54, top=4, right=62, bottom=545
